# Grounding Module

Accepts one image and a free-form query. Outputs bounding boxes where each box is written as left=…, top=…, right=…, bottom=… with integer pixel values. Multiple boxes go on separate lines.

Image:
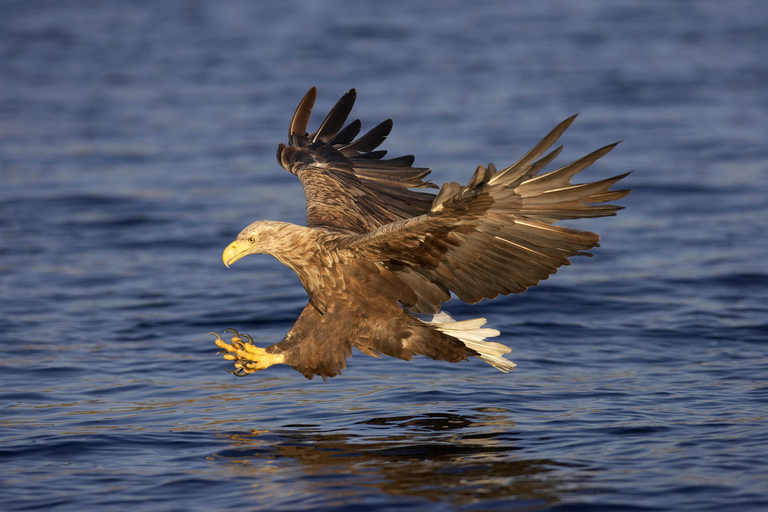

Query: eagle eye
left=248, top=237, right=255, bottom=243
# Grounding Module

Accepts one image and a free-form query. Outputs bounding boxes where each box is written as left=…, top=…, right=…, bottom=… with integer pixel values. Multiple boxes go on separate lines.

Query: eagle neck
left=266, top=224, right=345, bottom=315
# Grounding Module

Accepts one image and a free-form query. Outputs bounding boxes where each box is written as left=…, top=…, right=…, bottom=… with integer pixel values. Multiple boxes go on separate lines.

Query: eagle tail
left=426, top=312, right=516, bottom=372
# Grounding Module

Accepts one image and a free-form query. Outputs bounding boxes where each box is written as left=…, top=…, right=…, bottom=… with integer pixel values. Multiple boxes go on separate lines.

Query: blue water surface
left=2, top=1, right=768, bottom=510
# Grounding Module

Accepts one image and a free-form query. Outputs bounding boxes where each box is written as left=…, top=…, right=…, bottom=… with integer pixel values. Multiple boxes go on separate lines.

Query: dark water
left=2, top=1, right=768, bottom=510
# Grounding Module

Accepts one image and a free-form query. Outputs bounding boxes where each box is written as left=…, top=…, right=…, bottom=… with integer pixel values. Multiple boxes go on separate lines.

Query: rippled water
left=2, top=1, right=768, bottom=510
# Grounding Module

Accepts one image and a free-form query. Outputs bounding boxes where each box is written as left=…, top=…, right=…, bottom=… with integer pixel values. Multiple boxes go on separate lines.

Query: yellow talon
left=211, top=329, right=286, bottom=375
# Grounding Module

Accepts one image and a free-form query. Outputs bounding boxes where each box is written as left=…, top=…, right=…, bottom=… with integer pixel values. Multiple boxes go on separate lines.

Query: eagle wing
left=277, top=87, right=437, bottom=234
left=344, top=116, right=631, bottom=314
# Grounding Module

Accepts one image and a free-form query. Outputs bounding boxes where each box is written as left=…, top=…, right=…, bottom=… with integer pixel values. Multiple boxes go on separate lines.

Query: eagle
left=211, top=87, right=630, bottom=380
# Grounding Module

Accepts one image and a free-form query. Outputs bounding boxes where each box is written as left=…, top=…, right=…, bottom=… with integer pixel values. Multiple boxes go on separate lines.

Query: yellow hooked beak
left=222, top=240, right=248, bottom=268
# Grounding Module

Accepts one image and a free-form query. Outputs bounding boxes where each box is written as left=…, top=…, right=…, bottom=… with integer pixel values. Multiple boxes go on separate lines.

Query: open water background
left=2, top=1, right=768, bottom=510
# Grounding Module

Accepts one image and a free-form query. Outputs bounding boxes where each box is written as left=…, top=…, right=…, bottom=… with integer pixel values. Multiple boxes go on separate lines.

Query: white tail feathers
left=426, top=312, right=517, bottom=373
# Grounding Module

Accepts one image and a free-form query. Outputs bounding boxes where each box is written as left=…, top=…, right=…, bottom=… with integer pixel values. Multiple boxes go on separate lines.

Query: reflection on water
left=213, top=412, right=561, bottom=509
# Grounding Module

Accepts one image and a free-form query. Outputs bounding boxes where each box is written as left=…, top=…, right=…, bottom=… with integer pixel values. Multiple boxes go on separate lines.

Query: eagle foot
left=210, top=329, right=284, bottom=376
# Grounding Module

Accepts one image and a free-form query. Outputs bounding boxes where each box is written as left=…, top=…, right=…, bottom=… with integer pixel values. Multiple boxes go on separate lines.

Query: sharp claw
left=215, top=328, right=267, bottom=377
left=226, top=367, right=247, bottom=377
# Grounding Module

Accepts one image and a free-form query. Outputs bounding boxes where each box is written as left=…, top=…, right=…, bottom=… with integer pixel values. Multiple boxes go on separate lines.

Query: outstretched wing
left=277, top=87, right=437, bottom=234
left=344, top=116, right=631, bottom=314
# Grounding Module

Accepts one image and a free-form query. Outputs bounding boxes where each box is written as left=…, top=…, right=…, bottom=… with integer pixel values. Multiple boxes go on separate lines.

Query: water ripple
left=2, top=0, right=768, bottom=510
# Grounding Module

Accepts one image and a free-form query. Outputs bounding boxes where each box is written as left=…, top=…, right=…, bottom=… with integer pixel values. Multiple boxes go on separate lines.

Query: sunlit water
left=2, top=1, right=768, bottom=510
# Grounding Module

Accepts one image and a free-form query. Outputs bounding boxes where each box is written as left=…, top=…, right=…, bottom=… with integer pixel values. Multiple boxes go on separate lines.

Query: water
left=2, top=0, right=767, bottom=510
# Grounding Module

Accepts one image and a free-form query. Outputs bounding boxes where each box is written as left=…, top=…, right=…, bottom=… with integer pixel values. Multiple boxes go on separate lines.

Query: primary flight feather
left=212, top=87, right=630, bottom=380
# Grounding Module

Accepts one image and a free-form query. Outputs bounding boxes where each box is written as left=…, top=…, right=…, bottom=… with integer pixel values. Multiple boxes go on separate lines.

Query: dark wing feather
left=278, top=87, right=437, bottom=234
left=308, top=88, right=357, bottom=144
left=344, top=118, right=631, bottom=314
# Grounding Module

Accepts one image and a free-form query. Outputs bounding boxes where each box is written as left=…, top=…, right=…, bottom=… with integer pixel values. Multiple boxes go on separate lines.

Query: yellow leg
left=211, top=328, right=285, bottom=376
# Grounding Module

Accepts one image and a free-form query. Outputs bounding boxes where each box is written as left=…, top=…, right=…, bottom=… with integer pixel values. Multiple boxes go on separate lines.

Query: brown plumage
left=212, top=87, right=631, bottom=380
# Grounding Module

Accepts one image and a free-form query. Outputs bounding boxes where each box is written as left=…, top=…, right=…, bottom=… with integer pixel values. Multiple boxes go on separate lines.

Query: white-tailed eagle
left=212, top=88, right=630, bottom=380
